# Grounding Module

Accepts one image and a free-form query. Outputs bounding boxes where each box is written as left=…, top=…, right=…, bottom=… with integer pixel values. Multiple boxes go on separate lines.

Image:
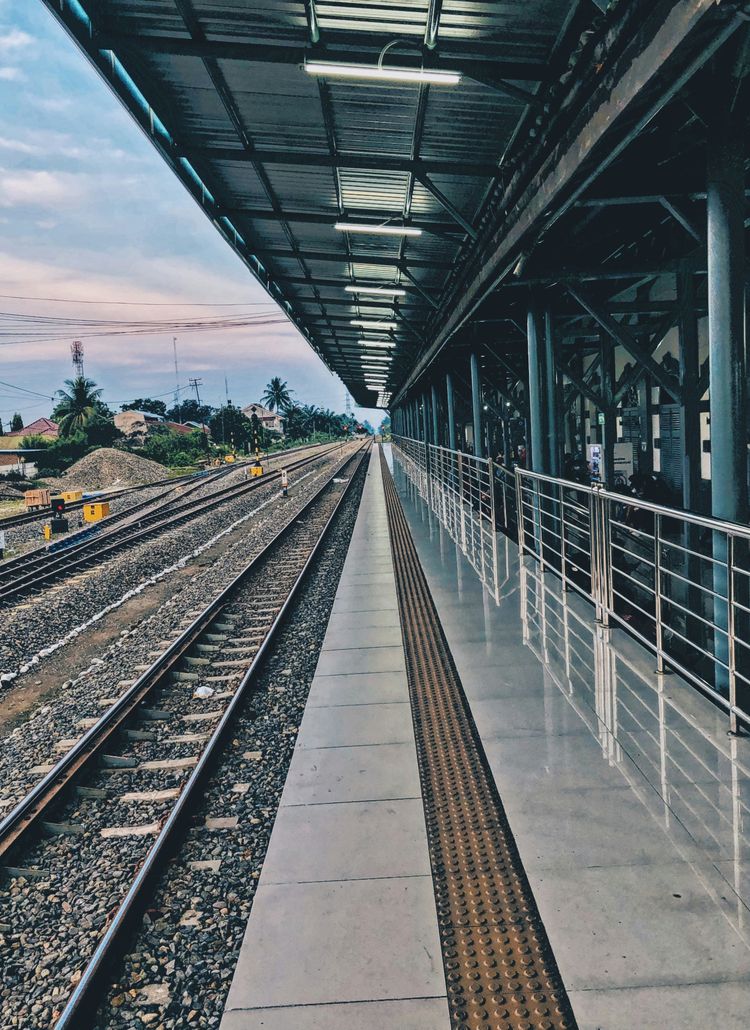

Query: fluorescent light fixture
left=305, top=61, right=460, bottom=87
left=345, top=285, right=406, bottom=297
left=351, top=320, right=396, bottom=329
left=358, top=339, right=395, bottom=348
left=336, top=222, right=421, bottom=237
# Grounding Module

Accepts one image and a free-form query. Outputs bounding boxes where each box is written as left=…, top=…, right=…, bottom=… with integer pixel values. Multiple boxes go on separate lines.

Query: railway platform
left=222, top=444, right=750, bottom=1030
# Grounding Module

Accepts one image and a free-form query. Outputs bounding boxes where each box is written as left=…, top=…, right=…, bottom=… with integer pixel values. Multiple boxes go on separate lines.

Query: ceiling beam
left=415, top=173, right=477, bottom=239
left=97, top=32, right=548, bottom=80
left=224, top=206, right=456, bottom=234
left=567, top=286, right=682, bottom=402
left=259, top=248, right=451, bottom=269
left=184, top=146, right=497, bottom=178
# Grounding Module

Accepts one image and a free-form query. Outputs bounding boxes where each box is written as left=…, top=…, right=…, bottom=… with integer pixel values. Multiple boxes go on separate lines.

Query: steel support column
left=431, top=384, right=440, bottom=446
left=526, top=306, right=548, bottom=473
left=600, top=334, right=616, bottom=486
left=677, top=266, right=701, bottom=512
left=544, top=310, right=561, bottom=476
left=421, top=394, right=430, bottom=445
left=707, top=101, right=748, bottom=523
left=706, top=87, right=747, bottom=710
left=446, top=372, right=457, bottom=450
left=470, top=352, right=483, bottom=457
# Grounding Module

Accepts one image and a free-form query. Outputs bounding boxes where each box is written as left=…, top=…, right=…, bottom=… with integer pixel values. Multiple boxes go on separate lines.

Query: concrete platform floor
left=221, top=447, right=450, bottom=1029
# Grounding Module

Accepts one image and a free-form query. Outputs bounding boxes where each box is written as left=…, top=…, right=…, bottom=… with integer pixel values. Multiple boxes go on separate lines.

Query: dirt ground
left=0, top=526, right=248, bottom=735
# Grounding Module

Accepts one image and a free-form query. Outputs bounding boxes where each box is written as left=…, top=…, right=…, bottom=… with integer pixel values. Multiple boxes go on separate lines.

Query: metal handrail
left=393, top=434, right=750, bottom=732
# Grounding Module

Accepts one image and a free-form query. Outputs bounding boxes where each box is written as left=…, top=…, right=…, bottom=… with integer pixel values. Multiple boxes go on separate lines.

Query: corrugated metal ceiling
left=45, top=0, right=576, bottom=405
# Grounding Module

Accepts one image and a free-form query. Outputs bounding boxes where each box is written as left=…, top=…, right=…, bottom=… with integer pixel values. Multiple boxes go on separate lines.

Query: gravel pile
left=0, top=482, right=23, bottom=500
left=46, top=448, right=169, bottom=491
left=0, top=449, right=367, bottom=1028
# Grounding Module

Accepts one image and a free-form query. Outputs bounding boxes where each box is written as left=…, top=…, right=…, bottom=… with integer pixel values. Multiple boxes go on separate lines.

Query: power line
left=0, top=293, right=277, bottom=307
left=0, top=379, right=55, bottom=400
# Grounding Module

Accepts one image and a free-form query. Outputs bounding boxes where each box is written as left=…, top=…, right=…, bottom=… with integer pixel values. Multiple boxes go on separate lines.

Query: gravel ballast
left=0, top=447, right=368, bottom=1028
left=0, top=446, right=348, bottom=682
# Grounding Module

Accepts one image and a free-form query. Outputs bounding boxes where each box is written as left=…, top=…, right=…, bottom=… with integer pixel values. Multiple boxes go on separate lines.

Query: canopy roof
left=42, top=0, right=578, bottom=405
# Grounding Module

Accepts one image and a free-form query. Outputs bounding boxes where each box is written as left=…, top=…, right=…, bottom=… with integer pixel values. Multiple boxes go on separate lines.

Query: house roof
left=4, top=417, right=60, bottom=440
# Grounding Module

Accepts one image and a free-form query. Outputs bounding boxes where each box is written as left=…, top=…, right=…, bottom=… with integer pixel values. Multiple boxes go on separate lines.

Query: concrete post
left=470, top=352, right=483, bottom=457
left=446, top=372, right=457, bottom=450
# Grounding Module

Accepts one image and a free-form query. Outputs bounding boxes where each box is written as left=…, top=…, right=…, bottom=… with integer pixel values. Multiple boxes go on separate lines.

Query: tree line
left=2, top=375, right=368, bottom=478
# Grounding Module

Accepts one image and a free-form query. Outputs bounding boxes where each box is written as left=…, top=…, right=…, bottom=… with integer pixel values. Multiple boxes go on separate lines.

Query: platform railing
left=392, top=434, right=750, bottom=732
left=392, top=436, right=499, bottom=602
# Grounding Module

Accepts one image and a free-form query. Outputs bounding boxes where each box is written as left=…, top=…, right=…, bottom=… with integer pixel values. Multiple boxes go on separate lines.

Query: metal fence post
left=559, top=481, right=568, bottom=592
left=654, top=513, right=665, bottom=673
left=515, top=468, right=525, bottom=555
left=728, top=534, right=738, bottom=735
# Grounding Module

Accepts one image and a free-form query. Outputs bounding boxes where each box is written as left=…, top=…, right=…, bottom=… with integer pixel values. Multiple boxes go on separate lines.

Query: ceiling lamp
left=345, top=285, right=406, bottom=297
left=359, top=339, right=396, bottom=348
left=351, top=320, right=397, bottom=329
left=305, top=60, right=460, bottom=87
left=336, top=222, right=421, bottom=237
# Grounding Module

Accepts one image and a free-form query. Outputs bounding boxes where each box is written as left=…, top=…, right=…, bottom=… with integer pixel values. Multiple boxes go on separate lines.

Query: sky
left=0, top=3, right=382, bottom=429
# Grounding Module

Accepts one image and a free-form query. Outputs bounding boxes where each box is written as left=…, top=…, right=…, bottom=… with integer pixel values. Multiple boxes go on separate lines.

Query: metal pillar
left=470, top=351, right=483, bottom=457
left=543, top=310, right=561, bottom=476
left=707, top=88, right=747, bottom=712
left=421, top=394, right=430, bottom=445
left=599, top=334, right=616, bottom=487
left=431, top=384, right=440, bottom=446
left=677, top=266, right=701, bottom=513
left=707, top=101, right=748, bottom=523
left=446, top=372, right=457, bottom=450
left=526, top=306, right=548, bottom=473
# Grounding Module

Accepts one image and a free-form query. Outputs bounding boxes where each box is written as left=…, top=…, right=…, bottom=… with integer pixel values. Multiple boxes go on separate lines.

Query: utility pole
left=189, top=377, right=208, bottom=445
left=173, top=338, right=181, bottom=423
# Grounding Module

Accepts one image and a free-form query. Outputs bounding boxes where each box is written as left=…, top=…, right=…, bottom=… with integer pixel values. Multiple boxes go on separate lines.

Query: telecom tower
left=71, top=340, right=84, bottom=377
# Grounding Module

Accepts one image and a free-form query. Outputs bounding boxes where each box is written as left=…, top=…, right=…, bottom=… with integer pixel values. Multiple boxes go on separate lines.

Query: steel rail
left=0, top=442, right=367, bottom=865
left=47, top=440, right=369, bottom=1028
left=0, top=467, right=211, bottom=532
left=0, top=444, right=343, bottom=604
left=0, top=464, right=235, bottom=579
left=0, top=444, right=329, bottom=582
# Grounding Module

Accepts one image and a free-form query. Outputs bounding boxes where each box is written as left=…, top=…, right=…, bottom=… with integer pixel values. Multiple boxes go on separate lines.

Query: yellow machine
left=60, top=490, right=83, bottom=503
left=250, top=463, right=264, bottom=478
left=224, top=453, right=236, bottom=464
left=83, top=501, right=110, bottom=523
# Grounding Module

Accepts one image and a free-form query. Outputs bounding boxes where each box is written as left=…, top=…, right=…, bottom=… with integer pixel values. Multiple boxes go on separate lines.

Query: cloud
left=0, top=65, right=23, bottom=81
left=0, top=135, right=38, bottom=154
left=29, top=96, right=72, bottom=113
left=0, top=167, right=87, bottom=208
left=0, top=28, right=32, bottom=54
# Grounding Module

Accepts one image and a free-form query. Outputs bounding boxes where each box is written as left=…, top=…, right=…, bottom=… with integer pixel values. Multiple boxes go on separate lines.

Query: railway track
left=0, top=443, right=343, bottom=606
left=0, top=440, right=329, bottom=535
left=0, top=440, right=369, bottom=1028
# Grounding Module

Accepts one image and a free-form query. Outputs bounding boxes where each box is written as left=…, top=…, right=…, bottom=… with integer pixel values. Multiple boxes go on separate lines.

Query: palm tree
left=261, top=377, right=292, bottom=412
left=52, top=376, right=104, bottom=436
